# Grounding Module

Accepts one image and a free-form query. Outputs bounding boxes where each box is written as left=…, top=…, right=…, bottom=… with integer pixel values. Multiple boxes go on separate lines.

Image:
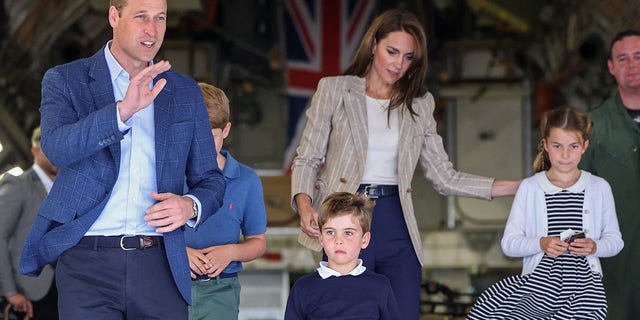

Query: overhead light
left=0, top=141, right=3, bottom=153
left=6, top=166, right=23, bottom=176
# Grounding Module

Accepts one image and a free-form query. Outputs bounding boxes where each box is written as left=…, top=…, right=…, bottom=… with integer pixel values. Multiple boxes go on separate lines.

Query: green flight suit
left=579, top=91, right=640, bottom=320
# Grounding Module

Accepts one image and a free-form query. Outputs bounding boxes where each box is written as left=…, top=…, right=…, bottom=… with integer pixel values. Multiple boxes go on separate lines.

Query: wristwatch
left=190, top=198, right=198, bottom=220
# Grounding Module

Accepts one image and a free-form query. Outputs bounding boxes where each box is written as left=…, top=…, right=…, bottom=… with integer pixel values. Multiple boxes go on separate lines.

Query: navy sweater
left=284, top=270, right=400, bottom=320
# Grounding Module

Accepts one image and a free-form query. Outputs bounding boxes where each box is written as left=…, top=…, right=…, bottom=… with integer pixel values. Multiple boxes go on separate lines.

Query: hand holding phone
left=560, top=228, right=585, bottom=243
left=566, top=232, right=585, bottom=243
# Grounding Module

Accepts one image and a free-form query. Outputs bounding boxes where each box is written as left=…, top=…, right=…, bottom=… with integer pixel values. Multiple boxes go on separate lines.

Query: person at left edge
left=19, top=0, right=226, bottom=319
left=1, top=127, right=58, bottom=320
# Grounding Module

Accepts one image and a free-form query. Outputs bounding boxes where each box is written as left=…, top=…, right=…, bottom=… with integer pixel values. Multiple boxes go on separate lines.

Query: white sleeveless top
left=361, top=96, right=399, bottom=185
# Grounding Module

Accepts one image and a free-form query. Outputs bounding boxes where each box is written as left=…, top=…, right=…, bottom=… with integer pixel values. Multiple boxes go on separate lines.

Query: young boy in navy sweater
left=285, top=192, right=400, bottom=319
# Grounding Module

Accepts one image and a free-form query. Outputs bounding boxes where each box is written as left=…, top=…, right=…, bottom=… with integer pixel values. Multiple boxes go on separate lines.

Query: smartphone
left=566, top=232, right=585, bottom=243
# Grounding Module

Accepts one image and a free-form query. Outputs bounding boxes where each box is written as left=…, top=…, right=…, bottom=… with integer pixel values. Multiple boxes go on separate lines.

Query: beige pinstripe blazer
left=291, top=76, right=495, bottom=266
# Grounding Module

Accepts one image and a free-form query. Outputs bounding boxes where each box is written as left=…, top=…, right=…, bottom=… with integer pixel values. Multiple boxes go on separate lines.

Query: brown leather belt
left=79, top=235, right=164, bottom=251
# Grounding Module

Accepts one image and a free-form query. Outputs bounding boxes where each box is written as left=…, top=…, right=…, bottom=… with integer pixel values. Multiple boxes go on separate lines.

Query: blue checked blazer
left=19, top=47, right=225, bottom=304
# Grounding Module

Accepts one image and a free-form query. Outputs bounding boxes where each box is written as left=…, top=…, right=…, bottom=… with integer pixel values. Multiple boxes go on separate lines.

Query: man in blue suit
left=19, top=0, right=225, bottom=318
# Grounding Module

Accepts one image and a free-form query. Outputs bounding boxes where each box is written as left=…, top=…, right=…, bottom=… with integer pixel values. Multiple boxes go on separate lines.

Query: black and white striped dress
left=467, top=189, right=608, bottom=319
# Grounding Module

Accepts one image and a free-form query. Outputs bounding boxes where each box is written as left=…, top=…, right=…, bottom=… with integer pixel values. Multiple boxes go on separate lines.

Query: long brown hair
left=344, top=9, right=428, bottom=118
left=533, top=107, right=592, bottom=172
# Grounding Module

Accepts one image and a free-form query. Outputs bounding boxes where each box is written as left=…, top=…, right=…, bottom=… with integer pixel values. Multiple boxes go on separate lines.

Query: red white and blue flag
left=282, top=0, right=377, bottom=174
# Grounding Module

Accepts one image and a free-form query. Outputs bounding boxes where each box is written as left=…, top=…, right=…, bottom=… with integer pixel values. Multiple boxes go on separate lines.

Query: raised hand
left=118, top=60, right=171, bottom=121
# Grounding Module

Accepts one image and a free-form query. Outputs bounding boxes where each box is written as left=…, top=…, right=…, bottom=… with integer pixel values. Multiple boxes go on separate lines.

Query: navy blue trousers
left=56, top=241, right=187, bottom=320
left=359, top=194, right=422, bottom=320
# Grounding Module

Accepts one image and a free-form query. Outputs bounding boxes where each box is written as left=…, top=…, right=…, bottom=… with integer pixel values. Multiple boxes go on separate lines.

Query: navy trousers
left=359, top=194, right=422, bottom=320
left=56, top=239, right=187, bottom=320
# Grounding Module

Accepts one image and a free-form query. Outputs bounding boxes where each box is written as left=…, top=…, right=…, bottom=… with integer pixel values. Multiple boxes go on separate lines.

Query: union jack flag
left=283, top=0, right=377, bottom=173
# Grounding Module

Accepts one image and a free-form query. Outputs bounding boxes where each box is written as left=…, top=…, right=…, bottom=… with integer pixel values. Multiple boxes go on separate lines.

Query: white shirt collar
left=32, top=164, right=54, bottom=193
left=317, top=259, right=366, bottom=279
left=534, top=170, right=590, bottom=193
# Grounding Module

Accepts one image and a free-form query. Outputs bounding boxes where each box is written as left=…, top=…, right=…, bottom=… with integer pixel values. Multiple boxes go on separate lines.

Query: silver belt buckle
left=119, top=235, right=137, bottom=251
left=364, top=185, right=379, bottom=199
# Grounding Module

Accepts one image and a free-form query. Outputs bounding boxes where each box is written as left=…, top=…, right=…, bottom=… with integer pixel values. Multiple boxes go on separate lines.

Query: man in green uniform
left=580, top=29, right=640, bottom=319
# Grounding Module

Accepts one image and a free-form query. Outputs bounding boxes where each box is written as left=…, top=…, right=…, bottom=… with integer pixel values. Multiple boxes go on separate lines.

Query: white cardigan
left=501, top=171, right=623, bottom=276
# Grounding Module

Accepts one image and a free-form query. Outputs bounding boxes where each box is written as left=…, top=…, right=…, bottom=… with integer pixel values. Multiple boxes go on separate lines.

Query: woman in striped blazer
left=290, top=9, right=520, bottom=320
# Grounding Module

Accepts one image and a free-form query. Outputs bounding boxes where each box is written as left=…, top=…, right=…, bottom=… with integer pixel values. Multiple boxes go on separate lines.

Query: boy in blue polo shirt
left=185, top=83, right=267, bottom=320
left=285, top=192, right=400, bottom=320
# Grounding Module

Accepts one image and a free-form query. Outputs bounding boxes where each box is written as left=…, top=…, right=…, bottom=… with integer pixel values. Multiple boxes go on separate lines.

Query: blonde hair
left=198, top=82, right=230, bottom=129
left=533, top=107, right=592, bottom=172
left=319, top=192, right=375, bottom=234
left=31, top=127, right=42, bottom=149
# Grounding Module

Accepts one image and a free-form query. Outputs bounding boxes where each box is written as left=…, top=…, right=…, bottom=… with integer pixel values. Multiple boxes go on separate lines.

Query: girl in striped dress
left=467, top=107, right=624, bottom=319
